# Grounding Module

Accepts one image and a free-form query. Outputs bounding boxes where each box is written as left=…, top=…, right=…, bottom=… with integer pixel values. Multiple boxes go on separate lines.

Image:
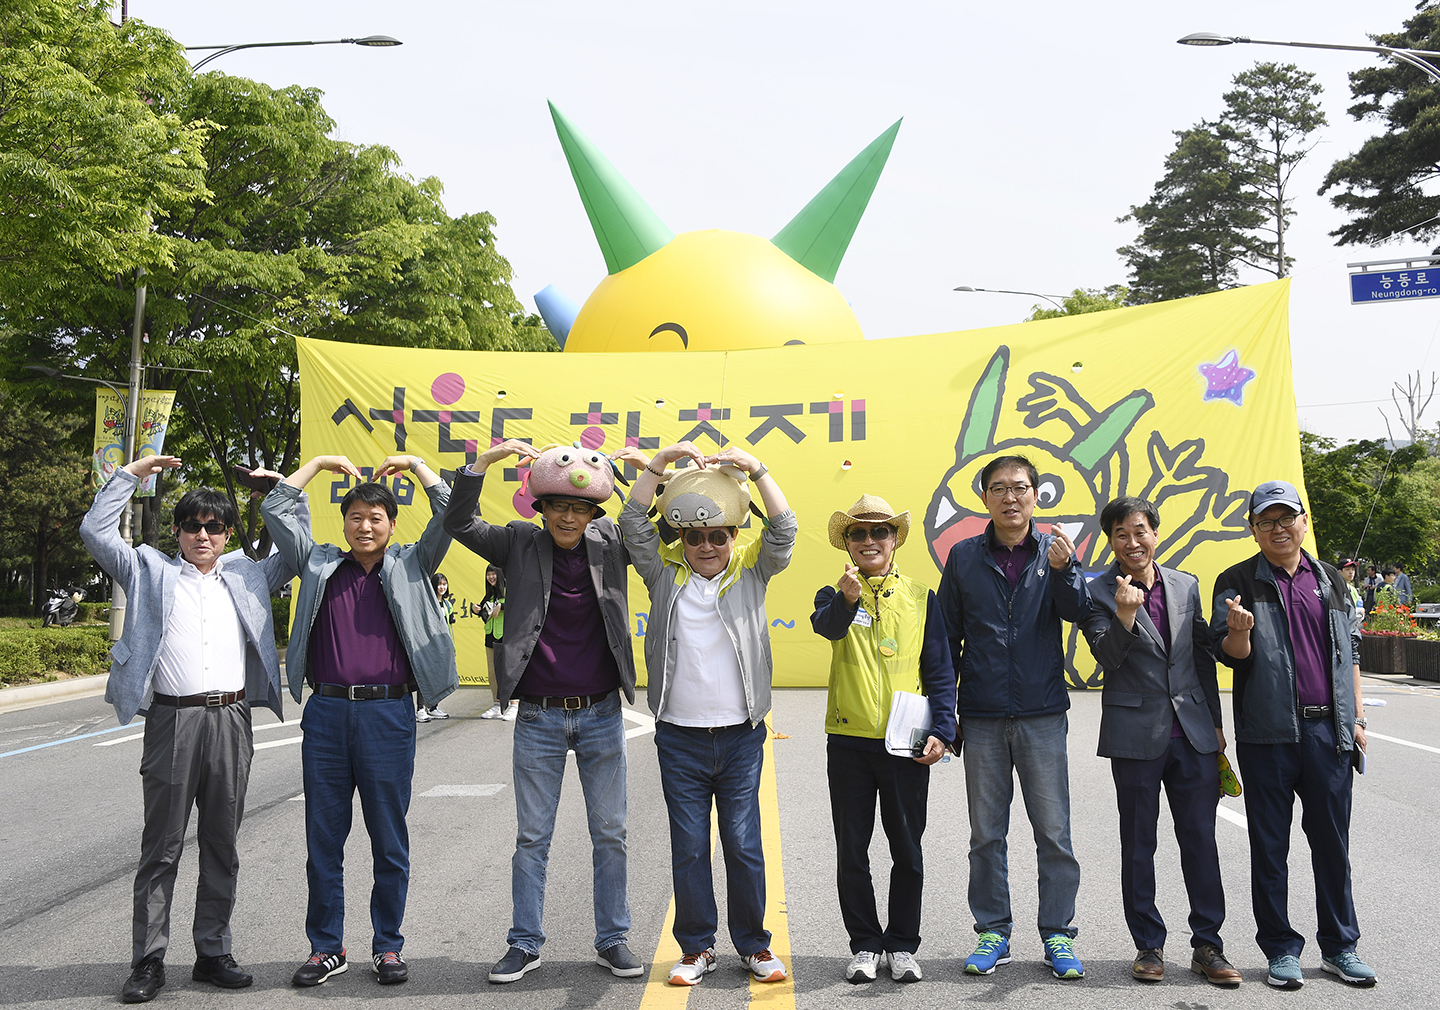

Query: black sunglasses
left=178, top=520, right=228, bottom=535
left=846, top=525, right=895, bottom=543
left=683, top=529, right=732, bottom=547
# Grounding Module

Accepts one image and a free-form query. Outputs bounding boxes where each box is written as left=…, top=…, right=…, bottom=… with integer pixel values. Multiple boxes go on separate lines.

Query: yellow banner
left=92, top=389, right=177, bottom=496
left=296, top=280, right=1299, bottom=689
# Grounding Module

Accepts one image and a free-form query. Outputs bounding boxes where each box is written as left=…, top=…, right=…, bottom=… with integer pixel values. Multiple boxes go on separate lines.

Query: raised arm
left=80, top=456, right=180, bottom=585
left=263, top=456, right=359, bottom=571
left=442, top=440, right=538, bottom=564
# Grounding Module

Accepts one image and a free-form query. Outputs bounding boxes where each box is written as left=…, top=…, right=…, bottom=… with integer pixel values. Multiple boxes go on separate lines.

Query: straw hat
left=828, top=494, right=910, bottom=550
left=655, top=464, right=752, bottom=529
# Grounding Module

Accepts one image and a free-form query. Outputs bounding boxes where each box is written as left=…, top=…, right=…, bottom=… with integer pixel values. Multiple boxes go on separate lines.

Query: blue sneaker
left=964, top=932, right=1011, bottom=975
left=1042, top=934, right=1084, bottom=979
left=1267, top=954, right=1304, bottom=989
left=1321, top=951, right=1377, bottom=987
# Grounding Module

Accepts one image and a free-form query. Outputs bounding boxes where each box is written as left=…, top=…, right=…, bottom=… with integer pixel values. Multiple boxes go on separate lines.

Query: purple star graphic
left=1198, top=350, right=1256, bottom=406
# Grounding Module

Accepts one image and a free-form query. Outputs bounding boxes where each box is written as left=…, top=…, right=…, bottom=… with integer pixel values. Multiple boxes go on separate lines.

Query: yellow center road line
left=638, top=718, right=795, bottom=1010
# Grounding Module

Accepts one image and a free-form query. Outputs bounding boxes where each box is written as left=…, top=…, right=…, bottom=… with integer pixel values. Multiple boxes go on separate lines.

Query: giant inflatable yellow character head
left=535, top=103, right=898, bottom=353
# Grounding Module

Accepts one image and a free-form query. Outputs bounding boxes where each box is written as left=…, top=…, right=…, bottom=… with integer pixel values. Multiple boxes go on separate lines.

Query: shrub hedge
left=0, top=627, right=111, bottom=686
left=272, top=596, right=292, bottom=644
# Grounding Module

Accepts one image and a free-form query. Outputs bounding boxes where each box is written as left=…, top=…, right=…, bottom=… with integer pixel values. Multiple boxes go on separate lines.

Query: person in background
left=1393, top=562, right=1413, bottom=607
left=477, top=564, right=515, bottom=720
left=417, top=573, right=454, bottom=722
left=1338, top=560, right=1363, bottom=628
left=810, top=494, right=955, bottom=985
left=1361, top=565, right=1378, bottom=614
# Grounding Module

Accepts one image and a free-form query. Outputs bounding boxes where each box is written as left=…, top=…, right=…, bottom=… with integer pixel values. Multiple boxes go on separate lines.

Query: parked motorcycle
left=41, top=587, right=84, bottom=628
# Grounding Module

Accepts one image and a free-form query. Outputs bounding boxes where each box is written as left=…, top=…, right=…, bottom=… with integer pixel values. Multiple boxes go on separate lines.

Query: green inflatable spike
left=549, top=102, right=674, bottom=275
left=772, top=119, right=901, bottom=283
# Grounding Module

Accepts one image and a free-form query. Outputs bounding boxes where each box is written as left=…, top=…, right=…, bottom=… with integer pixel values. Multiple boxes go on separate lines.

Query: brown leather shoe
left=1132, top=948, right=1164, bottom=981
left=1191, top=944, right=1242, bottom=986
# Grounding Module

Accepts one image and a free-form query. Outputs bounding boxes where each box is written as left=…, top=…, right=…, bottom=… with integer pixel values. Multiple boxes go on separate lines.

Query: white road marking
left=418, top=784, right=507, bottom=797
left=96, top=719, right=298, bottom=747
left=1368, top=731, right=1440, bottom=755
left=623, top=707, right=656, bottom=740
left=254, top=736, right=303, bottom=751
left=1217, top=804, right=1248, bottom=831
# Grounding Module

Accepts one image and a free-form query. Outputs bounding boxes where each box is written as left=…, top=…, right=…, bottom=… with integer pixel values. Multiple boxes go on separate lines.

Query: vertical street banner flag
left=92, top=389, right=177, bottom=496
left=295, top=280, right=1299, bottom=689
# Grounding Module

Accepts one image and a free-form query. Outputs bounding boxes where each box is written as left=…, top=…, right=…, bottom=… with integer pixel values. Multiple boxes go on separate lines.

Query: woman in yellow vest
left=810, top=495, right=957, bottom=985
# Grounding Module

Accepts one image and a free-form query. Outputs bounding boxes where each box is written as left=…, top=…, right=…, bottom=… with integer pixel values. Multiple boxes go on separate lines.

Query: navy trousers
left=1111, top=733, right=1225, bottom=951
left=1237, top=717, right=1359, bottom=959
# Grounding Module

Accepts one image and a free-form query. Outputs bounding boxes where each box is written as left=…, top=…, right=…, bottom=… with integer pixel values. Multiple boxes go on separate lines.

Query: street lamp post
left=186, top=35, right=402, bottom=72
left=954, top=285, right=1069, bottom=313
left=1177, top=32, right=1440, bottom=86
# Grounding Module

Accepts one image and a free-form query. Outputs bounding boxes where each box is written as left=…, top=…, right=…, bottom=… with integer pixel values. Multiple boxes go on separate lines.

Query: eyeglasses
left=683, top=529, right=732, bottom=547
left=178, top=520, right=228, bottom=535
left=846, top=525, right=895, bottom=543
left=1251, top=512, right=1302, bottom=533
left=986, top=483, right=1033, bottom=499
left=543, top=500, right=596, bottom=516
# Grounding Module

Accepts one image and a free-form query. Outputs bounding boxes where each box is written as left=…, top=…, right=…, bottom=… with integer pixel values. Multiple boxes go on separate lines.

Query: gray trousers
left=133, top=701, right=254, bottom=965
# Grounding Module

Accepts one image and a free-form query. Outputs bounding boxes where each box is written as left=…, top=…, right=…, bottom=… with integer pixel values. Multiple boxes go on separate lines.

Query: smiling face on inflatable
left=539, top=103, right=900, bottom=353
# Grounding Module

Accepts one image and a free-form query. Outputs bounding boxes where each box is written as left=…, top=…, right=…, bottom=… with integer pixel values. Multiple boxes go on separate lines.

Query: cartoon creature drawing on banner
left=924, top=346, right=1254, bottom=687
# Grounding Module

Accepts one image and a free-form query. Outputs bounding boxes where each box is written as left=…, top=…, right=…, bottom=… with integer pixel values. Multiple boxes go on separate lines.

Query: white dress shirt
left=658, top=571, right=749, bottom=727
left=152, top=558, right=247, bottom=696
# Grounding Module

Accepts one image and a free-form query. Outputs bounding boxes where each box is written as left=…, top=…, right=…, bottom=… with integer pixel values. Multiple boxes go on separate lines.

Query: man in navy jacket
left=937, top=455, right=1088, bottom=980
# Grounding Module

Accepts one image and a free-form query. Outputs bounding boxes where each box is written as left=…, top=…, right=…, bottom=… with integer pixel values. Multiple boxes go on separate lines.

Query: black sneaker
left=193, top=953, right=253, bottom=988
left=596, top=942, right=645, bottom=977
left=292, top=949, right=348, bottom=986
left=122, top=955, right=165, bottom=1003
left=372, top=951, right=408, bottom=985
left=489, top=945, right=542, bottom=983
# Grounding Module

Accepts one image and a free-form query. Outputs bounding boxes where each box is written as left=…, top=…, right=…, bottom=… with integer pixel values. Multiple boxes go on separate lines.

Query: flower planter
left=1403, top=638, right=1440, bottom=682
left=1360, top=634, right=1408, bottom=674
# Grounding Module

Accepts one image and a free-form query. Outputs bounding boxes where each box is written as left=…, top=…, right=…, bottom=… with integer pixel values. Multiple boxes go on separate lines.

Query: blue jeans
left=655, top=719, right=769, bottom=956
left=961, top=713, right=1080, bottom=941
left=301, top=694, right=415, bottom=954
left=509, top=690, right=630, bottom=955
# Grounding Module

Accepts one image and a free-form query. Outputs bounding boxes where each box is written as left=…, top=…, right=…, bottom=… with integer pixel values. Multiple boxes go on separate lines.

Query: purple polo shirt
left=308, top=556, right=411, bottom=687
left=1274, top=556, right=1332, bottom=706
left=514, top=540, right=620, bottom=698
left=1133, top=566, right=1182, bottom=737
left=990, top=528, right=1036, bottom=587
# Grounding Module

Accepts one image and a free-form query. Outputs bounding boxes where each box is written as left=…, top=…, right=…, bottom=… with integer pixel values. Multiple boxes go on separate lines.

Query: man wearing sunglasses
left=935, top=454, right=1089, bottom=981
left=262, top=453, right=457, bottom=988
left=80, top=455, right=302, bottom=1003
left=443, top=440, right=642, bottom=985
left=1209, top=480, right=1374, bottom=989
left=613, top=441, right=795, bottom=988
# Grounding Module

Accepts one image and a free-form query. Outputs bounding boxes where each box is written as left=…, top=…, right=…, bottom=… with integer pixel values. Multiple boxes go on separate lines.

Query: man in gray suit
left=80, top=455, right=302, bottom=1003
left=1078, top=497, right=1238, bottom=987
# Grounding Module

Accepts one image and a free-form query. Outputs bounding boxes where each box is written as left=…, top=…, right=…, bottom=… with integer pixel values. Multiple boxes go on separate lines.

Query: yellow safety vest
left=826, top=567, right=930, bottom=739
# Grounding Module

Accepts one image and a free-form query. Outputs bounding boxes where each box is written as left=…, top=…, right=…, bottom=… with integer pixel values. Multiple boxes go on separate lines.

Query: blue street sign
left=1351, top=268, right=1440, bottom=304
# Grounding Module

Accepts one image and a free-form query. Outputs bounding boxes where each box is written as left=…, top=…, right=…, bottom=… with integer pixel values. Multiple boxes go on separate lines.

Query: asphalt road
left=1, top=676, right=1437, bottom=1009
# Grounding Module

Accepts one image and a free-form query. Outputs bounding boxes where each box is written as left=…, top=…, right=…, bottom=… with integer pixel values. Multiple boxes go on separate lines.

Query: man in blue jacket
left=937, top=455, right=1088, bottom=980
left=1210, top=479, right=1374, bottom=990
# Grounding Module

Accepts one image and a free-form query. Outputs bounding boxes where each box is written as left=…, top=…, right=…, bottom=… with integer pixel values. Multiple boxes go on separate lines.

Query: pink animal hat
left=525, top=442, right=623, bottom=516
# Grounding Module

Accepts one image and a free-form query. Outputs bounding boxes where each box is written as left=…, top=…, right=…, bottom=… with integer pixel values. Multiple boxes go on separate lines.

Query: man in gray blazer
left=1078, top=496, right=1238, bottom=987
left=80, top=455, right=301, bottom=1003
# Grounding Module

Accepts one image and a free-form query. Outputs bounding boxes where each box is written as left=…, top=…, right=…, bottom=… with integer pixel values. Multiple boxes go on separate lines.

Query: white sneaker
left=744, top=948, right=787, bottom=982
left=480, top=704, right=504, bottom=720
left=668, top=948, right=717, bottom=986
left=502, top=703, right=518, bottom=722
left=845, top=950, right=881, bottom=983
left=415, top=707, right=432, bottom=723
left=426, top=707, right=449, bottom=720
left=886, top=950, right=922, bottom=982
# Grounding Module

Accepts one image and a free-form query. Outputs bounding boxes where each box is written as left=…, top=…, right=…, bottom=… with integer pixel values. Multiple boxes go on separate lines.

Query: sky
left=117, top=0, right=1440, bottom=444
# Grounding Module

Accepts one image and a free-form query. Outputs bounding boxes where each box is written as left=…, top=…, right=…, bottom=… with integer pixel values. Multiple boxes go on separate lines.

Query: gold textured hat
left=828, top=494, right=910, bottom=550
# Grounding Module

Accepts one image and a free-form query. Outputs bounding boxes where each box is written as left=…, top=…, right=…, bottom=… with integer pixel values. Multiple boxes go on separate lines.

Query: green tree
left=1025, top=285, right=1129, bottom=321
left=0, top=1, right=210, bottom=321
left=1220, top=62, right=1327, bottom=277
left=11, top=72, right=553, bottom=558
left=1301, top=431, right=1440, bottom=568
left=1319, top=4, right=1440, bottom=245
left=1118, top=127, right=1271, bottom=304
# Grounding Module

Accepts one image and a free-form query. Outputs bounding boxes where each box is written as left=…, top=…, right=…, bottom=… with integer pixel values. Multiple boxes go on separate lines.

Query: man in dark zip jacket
left=937, top=455, right=1089, bottom=980
left=1209, top=479, right=1375, bottom=990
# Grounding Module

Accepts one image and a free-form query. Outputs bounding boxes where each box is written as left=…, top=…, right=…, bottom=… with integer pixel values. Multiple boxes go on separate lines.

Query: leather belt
left=1300, top=705, right=1333, bottom=719
left=317, top=683, right=410, bottom=701
left=518, top=691, right=612, bottom=710
left=152, top=689, right=246, bottom=708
